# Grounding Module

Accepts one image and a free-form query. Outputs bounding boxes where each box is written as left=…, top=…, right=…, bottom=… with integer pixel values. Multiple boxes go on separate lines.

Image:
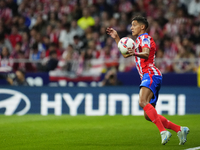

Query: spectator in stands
left=59, top=23, right=75, bottom=50
left=60, top=0, right=74, bottom=16
left=0, top=46, right=12, bottom=72
left=29, top=27, right=38, bottom=47
left=45, top=42, right=61, bottom=58
left=0, top=0, right=12, bottom=26
left=47, top=12, right=59, bottom=27
left=59, top=44, right=79, bottom=72
left=45, top=24, right=59, bottom=45
left=164, top=2, right=177, bottom=20
left=118, top=0, right=133, bottom=14
left=0, top=33, right=12, bottom=53
left=6, top=69, right=29, bottom=86
left=188, top=0, right=200, bottom=17
left=118, top=22, right=130, bottom=38
left=42, top=35, right=50, bottom=50
left=101, top=68, right=122, bottom=86
left=35, top=32, right=46, bottom=54
left=189, top=24, right=200, bottom=45
left=96, top=0, right=112, bottom=15
left=6, top=25, right=22, bottom=49
left=177, top=22, right=190, bottom=39
left=99, top=26, right=107, bottom=48
left=6, top=0, right=18, bottom=16
left=17, top=15, right=29, bottom=34
left=45, top=50, right=58, bottom=72
left=77, top=7, right=95, bottom=30
left=21, top=32, right=30, bottom=58
left=72, top=35, right=85, bottom=54
left=173, top=41, right=196, bottom=73
left=155, top=48, right=170, bottom=73
left=25, top=7, right=36, bottom=29
left=163, top=15, right=178, bottom=37
left=100, top=11, right=111, bottom=27
left=33, top=15, right=47, bottom=36
left=70, top=19, right=84, bottom=38
left=11, top=41, right=22, bottom=59
left=13, top=50, right=35, bottom=72
left=29, top=42, right=42, bottom=61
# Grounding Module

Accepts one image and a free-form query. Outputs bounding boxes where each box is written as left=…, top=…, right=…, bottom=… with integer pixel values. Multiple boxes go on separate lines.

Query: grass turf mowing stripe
left=0, top=115, right=199, bottom=150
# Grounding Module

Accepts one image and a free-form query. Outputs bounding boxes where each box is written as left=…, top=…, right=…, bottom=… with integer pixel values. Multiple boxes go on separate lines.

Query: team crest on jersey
left=142, top=38, right=150, bottom=47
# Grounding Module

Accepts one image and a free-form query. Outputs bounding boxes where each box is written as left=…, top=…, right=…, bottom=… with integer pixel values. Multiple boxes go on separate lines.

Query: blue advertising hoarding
left=0, top=72, right=198, bottom=86
left=0, top=86, right=199, bottom=116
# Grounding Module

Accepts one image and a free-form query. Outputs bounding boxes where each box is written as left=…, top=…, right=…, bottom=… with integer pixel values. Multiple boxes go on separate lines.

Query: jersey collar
left=137, top=33, right=148, bottom=38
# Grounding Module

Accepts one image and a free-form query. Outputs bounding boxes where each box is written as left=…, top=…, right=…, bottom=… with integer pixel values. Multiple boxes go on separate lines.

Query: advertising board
left=0, top=86, right=199, bottom=115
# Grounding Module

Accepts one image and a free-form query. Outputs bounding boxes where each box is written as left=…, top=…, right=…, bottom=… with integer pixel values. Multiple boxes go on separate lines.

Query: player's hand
left=106, top=27, right=118, bottom=39
left=127, top=47, right=135, bottom=56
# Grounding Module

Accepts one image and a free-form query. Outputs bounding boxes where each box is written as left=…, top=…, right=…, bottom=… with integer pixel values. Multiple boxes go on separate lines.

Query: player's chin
left=132, top=32, right=136, bottom=36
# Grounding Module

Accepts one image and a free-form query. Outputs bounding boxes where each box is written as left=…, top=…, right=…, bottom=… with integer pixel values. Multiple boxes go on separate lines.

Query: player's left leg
left=144, top=105, right=189, bottom=145
left=139, top=87, right=172, bottom=145
left=158, top=115, right=181, bottom=132
left=158, top=115, right=190, bottom=145
left=144, top=106, right=181, bottom=133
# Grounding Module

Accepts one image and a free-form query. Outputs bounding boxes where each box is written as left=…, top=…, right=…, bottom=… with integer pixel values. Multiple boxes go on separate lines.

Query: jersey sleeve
left=141, top=36, right=151, bottom=49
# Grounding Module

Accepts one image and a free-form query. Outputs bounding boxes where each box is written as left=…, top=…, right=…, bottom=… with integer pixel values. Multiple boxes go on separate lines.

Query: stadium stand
left=0, top=0, right=199, bottom=78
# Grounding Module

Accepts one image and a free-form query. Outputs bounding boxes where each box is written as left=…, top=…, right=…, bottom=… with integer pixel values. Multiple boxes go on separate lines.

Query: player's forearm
left=122, top=53, right=132, bottom=58
left=134, top=52, right=149, bottom=59
left=114, top=35, right=120, bottom=45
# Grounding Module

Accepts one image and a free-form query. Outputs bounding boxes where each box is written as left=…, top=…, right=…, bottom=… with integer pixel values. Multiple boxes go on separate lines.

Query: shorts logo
left=141, top=79, right=148, bottom=84
left=0, top=89, right=30, bottom=115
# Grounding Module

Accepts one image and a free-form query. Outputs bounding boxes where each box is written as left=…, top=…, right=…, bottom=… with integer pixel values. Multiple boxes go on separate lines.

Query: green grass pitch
left=0, top=115, right=199, bottom=150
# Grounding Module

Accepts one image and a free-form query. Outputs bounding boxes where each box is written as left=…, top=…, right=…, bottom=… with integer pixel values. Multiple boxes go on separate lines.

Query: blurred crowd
left=0, top=0, right=200, bottom=76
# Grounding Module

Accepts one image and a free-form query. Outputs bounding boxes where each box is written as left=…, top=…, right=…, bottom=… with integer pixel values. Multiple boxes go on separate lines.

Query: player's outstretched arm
left=106, top=27, right=120, bottom=44
left=106, top=28, right=132, bottom=58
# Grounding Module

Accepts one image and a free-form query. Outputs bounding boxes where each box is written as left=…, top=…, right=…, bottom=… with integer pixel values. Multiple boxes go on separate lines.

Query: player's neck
left=137, top=31, right=146, bottom=37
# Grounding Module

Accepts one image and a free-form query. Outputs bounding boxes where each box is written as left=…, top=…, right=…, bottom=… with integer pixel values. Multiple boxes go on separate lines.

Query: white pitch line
left=185, top=146, right=200, bottom=150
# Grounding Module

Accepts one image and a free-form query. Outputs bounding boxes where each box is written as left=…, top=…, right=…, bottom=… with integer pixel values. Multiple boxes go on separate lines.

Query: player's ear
left=141, top=24, right=145, bottom=30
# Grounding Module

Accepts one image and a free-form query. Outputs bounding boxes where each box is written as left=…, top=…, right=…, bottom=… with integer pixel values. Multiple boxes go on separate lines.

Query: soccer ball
left=118, top=37, right=136, bottom=54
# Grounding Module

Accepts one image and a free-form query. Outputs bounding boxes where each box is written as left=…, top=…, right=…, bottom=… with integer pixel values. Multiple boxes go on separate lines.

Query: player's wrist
left=134, top=52, right=139, bottom=56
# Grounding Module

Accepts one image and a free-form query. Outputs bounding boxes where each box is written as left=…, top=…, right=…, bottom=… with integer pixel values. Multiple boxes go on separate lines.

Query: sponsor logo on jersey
left=142, top=38, right=150, bottom=47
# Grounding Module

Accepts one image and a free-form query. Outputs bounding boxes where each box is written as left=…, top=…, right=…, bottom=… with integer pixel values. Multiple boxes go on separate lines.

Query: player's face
left=131, top=20, right=142, bottom=36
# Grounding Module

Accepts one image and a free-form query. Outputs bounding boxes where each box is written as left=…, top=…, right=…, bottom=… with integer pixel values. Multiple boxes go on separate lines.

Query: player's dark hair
left=132, top=16, right=149, bottom=30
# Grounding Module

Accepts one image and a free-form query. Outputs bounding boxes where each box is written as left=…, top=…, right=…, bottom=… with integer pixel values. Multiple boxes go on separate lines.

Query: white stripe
left=136, top=46, right=143, bottom=76
left=185, top=146, right=200, bottom=150
left=151, top=66, right=158, bottom=75
left=140, top=36, right=144, bottom=46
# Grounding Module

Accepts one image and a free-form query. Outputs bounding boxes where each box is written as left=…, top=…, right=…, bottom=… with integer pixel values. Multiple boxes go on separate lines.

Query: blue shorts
left=140, top=73, right=162, bottom=105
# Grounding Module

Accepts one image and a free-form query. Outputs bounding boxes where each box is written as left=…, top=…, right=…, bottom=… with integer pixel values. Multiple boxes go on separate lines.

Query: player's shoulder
left=139, top=34, right=152, bottom=41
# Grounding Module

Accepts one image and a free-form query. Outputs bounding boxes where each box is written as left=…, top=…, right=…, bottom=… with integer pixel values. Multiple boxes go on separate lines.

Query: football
left=118, top=37, right=136, bottom=54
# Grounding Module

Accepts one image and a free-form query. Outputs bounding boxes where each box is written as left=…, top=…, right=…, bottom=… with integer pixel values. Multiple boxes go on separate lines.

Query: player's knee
left=139, top=98, right=147, bottom=108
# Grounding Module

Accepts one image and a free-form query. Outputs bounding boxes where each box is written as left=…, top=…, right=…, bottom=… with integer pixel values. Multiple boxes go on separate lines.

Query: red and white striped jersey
left=134, top=33, right=162, bottom=79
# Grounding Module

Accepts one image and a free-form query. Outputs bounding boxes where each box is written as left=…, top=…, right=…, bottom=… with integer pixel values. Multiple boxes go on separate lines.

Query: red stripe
left=124, top=38, right=129, bottom=44
left=149, top=74, right=153, bottom=87
left=154, top=67, right=162, bottom=75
